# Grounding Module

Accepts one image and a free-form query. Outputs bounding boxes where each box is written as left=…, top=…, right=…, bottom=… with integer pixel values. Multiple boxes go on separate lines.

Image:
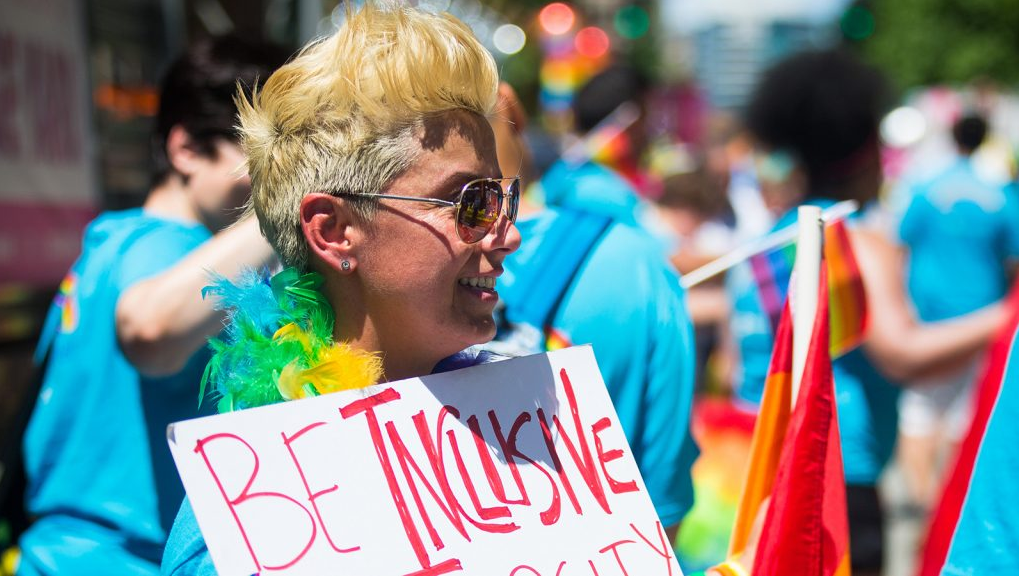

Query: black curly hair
left=952, top=114, right=988, bottom=154
left=745, top=49, right=891, bottom=202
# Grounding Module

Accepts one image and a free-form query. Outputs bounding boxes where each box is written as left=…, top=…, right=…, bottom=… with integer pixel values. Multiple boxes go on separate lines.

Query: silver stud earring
left=341, top=260, right=351, bottom=271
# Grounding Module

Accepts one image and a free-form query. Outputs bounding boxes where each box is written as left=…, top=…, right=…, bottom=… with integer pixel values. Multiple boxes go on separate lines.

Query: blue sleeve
left=117, top=222, right=209, bottom=292
left=161, top=498, right=217, bottom=576
left=553, top=224, right=699, bottom=526
left=999, top=184, right=1019, bottom=259
left=640, top=255, right=700, bottom=526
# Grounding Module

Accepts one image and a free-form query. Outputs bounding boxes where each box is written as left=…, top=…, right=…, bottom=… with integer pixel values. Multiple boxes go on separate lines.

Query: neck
left=144, top=175, right=202, bottom=226
left=325, top=274, right=443, bottom=384
left=339, top=322, right=441, bottom=383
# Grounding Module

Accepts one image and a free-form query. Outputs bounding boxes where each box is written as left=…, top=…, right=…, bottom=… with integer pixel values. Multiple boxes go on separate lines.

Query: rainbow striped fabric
left=748, top=219, right=867, bottom=357
left=722, top=270, right=851, bottom=576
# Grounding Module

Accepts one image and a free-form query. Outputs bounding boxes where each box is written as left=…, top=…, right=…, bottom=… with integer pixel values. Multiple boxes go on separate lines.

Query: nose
left=482, top=212, right=521, bottom=255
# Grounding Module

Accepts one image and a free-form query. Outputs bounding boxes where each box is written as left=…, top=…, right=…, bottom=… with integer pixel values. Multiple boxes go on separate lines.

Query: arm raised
left=116, top=216, right=276, bottom=377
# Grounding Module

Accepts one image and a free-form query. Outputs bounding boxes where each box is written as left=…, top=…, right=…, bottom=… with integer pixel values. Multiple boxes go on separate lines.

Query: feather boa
left=200, top=268, right=383, bottom=413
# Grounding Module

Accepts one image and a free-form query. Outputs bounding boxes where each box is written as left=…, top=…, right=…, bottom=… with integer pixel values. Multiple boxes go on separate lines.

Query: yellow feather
left=274, top=343, right=383, bottom=400
left=276, top=359, right=306, bottom=400
left=273, top=322, right=313, bottom=354
left=305, top=344, right=384, bottom=394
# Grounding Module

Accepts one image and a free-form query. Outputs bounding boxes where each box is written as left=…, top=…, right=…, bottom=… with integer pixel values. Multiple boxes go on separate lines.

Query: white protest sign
left=168, top=346, right=684, bottom=576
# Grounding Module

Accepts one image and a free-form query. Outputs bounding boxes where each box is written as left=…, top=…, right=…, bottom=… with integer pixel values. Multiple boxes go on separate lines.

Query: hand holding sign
left=168, top=347, right=684, bottom=575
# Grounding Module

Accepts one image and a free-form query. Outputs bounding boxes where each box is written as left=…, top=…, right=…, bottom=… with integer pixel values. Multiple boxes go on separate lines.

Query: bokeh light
left=540, top=59, right=583, bottom=95
left=493, top=24, right=527, bottom=55
left=614, top=5, right=650, bottom=40
left=575, top=26, right=610, bottom=59
left=841, top=6, right=875, bottom=41
left=880, top=106, right=927, bottom=148
left=539, top=3, right=576, bottom=36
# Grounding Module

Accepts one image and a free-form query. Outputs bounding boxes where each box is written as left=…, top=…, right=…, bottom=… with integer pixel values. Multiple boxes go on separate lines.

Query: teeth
left=458, top=277, right=497, bottom=289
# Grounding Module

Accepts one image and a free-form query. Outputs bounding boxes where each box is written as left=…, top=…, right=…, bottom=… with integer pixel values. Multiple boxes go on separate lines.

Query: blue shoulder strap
left=502, top=208, right=612, bottom=331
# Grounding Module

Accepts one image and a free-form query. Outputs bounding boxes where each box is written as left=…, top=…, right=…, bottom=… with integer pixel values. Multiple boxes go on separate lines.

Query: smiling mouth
left=458, top=276, right=496, bottom=290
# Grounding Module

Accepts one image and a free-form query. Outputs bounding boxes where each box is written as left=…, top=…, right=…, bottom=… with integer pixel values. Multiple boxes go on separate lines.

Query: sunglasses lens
left=457, top=180, right=501, bottom=243
left=506, top=178, right=520, bottom=223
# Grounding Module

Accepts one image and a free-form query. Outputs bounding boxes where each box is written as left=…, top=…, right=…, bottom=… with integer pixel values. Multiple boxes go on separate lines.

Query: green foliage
left=861, top=0, right=1019, bottom=89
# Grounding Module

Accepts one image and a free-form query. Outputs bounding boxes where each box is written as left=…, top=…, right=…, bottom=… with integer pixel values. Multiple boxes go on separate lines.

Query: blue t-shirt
left=727, top=201, right=900, bottom=485
left=942, top=328, right=1019, bottom=574
left=19, top=210, right=214, bottom=576
left=900, top=159, right=1019, bottom=322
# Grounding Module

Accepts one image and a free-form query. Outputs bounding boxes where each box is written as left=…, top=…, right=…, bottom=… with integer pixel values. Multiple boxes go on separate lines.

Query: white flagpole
left=791, top=205, right=823, bottom=406
left=679, top=200, right=857, bottom=289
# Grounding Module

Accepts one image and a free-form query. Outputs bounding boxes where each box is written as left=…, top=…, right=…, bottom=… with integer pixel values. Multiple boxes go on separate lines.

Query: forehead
left=408, top=111, right=498, bottom=180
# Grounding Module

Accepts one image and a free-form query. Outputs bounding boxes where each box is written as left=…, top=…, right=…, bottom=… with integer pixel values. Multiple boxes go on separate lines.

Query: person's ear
left=166, top=125, right=202, bottom=182
left=300, top=193, right=362, bottom=274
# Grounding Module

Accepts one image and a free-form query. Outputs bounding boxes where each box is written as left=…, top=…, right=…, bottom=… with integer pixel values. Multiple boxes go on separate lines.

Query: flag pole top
left=791, top=205, right=823, bottom=405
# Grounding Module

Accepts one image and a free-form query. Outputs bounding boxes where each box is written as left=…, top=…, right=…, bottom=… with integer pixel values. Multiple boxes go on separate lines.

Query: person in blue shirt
left=896, top=114, right=1019, bottom=509
left=487, top=82, right=699, bottom=541
left=16, top=37, right=285, bottom=576
left=536, top=65, right=656, bottom=230
left=727, top=49, right=1008, bottom=576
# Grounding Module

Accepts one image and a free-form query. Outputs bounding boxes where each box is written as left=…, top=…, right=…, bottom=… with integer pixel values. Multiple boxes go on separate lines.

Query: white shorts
left=899, top=362, right=979, bottom=440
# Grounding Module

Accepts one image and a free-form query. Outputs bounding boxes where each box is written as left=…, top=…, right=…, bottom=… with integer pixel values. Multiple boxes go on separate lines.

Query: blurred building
left=660, top=0, right=850, bottom=110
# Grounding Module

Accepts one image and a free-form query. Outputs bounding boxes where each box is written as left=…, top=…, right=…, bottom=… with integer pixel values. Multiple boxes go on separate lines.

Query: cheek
left=363, top=239, right=454, bottom=296
left=379, top=212, right=463, bottom=271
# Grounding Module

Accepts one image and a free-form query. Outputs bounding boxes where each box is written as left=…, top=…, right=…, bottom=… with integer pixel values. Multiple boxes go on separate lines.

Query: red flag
left=915, top=281, right=1019, bottom=576
left=751, top=266, right=851, bottom=576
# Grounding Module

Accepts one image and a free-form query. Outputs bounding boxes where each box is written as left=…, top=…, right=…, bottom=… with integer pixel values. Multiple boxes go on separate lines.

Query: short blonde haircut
left=237, top=2, right=499, bottom=270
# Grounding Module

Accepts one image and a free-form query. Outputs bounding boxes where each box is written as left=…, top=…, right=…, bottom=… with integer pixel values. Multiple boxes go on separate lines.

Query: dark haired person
left=727, top=50, right=1007, bottom=576
left=538, top=65, right=653, bottom=227
left=16, top=36, right=286, bottom=576
left=895, top=113, right=1019, bottom=510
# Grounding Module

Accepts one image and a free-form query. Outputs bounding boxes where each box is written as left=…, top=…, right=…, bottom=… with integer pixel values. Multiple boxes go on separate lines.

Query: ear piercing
left=341, top=260, right=351, bottom=271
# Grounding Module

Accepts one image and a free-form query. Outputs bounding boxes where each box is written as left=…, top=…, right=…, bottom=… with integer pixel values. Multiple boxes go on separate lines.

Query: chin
left=459, top=317, right=497, bottom=349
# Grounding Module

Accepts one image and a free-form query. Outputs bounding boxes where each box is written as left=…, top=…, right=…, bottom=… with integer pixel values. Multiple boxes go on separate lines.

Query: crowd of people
left=3, top=2, right=1018, bottom=575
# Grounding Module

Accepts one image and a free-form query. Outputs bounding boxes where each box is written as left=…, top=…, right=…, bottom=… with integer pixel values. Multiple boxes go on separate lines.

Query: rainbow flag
left=748, top=219, right=867, bottom=358
left=674, top=398, right=756, bottom=572
left=723, top=301, right=795, bottom=570
left=719, top=268, right=851, bottom=576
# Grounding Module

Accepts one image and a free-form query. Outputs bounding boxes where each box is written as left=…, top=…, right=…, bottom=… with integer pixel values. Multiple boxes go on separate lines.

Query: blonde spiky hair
left=237, top=2, right=499, bottom=270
